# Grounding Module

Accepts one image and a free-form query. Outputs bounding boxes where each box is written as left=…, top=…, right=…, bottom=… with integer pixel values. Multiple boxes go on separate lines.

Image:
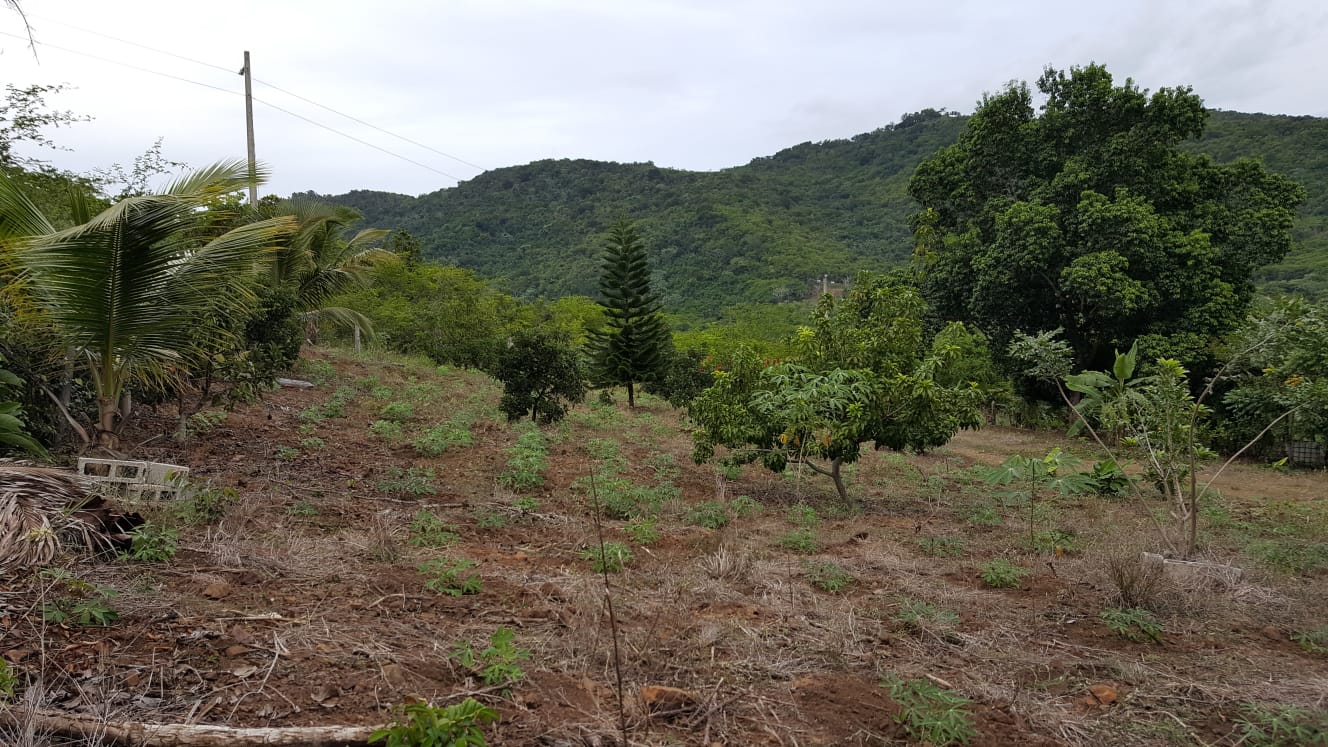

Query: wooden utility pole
left=240, top=50, right=257, bottom=205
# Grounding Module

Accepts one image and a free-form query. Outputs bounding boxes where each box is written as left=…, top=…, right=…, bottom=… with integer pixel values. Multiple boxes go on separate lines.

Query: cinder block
left=77, top=458, right=148, bottom=484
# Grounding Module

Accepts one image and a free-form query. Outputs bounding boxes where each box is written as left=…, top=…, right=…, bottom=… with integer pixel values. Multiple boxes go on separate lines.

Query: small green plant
left=409, top=510, right=461, bottom=547
left=513, top=496, right=541, bottom=515
left=380, top=401, right=416, bottom=422
left=624, top=517, right=660, bottom=545
left=178, top=481, right=238, bottom=524
left=296, top=358, right=336, bottom=384
left=582, top=542, right=632, bottom=573
left=1234, top=703, right=1328, bottom=747
left=123, top=522, right=179, bottom=562
left=0, top=657, right=16, bottom=702
left=500, top=430, right=548, bottom=490
left=687, top=500, right=729, bottom=529
left=450, top=627, right=529, bottom=690
left=378, top=467, right=438, bottom=496
left=1031, top=529, right=1080, bottom=556
left=804, top=560, right=855, bottom=593
left=645, top=450, right=680, bottom=480
left=288, top=500, right=319, bottom=517
left=1100, top=607, right=1165, bottom=643
left=275, top=445, right=300, bottom=461
left=966, top=506, right=1003, bottom=527
left=787, top=502, right=821, bottom=528
left=730, top=495, right=761, bottom=518
left=299, top=436, right=325, bottom=450
left=419, top=557, right=483, bottom=597
left=473, top=506, right=507, bottom=529
left=40, top=570, right=120, bottom=627
left=1086, top=459, right=1133, bottom=497
left=917, top=535, right=965, bottom=558
left=369, top=697, right=499, bottom=747
left=778, top=528, right=820, bottom=554
left=1293, top=627, right=1328, bottom=656
left=370, top=385, right=394, bottom=399
left=413, top=422, right=473, bottom=457
left=186, top=409, right=227, bottom=437
left=895, top=596, right=960, bottom=632
left=883, top=676, right=977, bottom=747
left=979, top=558, right=1028, bottom=589
left=369, top=419, right=404, bottom=441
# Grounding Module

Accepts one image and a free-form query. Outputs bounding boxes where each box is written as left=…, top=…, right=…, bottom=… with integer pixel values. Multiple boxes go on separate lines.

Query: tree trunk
left=2, top=708, right=380, bottom=746
left=353, top=325, right=362, bottom=353
left=828, top=457, right=851, bottom=506
left=626, top=380, right=635, bottom=408
left=96, top=397, right=119, bottom=449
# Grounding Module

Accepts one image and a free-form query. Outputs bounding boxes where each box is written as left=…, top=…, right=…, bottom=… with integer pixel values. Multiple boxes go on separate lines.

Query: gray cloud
left=3, top=0, right=1323, bottom=197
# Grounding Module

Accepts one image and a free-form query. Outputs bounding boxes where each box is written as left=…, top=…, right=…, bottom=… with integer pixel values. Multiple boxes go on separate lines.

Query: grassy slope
left=6, top=347, right=1325, bottom=745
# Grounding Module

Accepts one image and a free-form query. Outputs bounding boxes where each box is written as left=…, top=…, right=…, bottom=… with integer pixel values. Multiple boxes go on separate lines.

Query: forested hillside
left=314, top=110, right=1327, bottom=317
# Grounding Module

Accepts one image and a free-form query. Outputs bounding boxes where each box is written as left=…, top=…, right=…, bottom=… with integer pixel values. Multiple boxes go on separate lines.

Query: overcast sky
left=3, top=0, right=1325, bottom=197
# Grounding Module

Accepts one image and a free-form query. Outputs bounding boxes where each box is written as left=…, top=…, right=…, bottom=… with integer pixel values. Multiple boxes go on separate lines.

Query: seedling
left=450, top=627, right=529, bottom=690
left=917, top=535, right=965, bottom=557
left=419, top=557, right=483, bottom=597
left=804, top=560, right=855, bottom=593
left=582, top=542, right=632, bottom=573
left=778, top=528, right=820, bottom=554
left=624, top=517, right=660, bottom=545
left=979, top=558, right=1028, bottom=589
left=409, top=510, right=461, bottom=547
left=687, top=500, right=729, bottom=529
left=883, top=677, right=977, bottom=747
left=896, top=596, right=960, bottom=632
left=378, top=467, right=438, bottom=496
left=369, top=698, right=499, bottom=747
left=123, top=522, right=179, bottom=562
left=1100, top=607, right=1165, bottom=643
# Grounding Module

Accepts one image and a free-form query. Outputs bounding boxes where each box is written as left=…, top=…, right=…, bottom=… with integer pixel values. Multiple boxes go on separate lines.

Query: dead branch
left=3, top=708, right=381, bottom=746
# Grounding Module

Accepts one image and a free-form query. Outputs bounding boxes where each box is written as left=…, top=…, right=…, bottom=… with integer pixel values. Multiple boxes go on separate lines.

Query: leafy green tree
left=590, top=221, right=669, bottom=407
left=644, top=347, right=715, bottom=410
left=2, top=161, right=295, bottom=447
left=690, top=275, right=981, bottom=504
left=910, top=64, right=1305, bottom=374
left=0, top=353, right=44, bottom=455
left=493, top=329, right=587, bottom=424
left=384, top=228, right=422, bottom=267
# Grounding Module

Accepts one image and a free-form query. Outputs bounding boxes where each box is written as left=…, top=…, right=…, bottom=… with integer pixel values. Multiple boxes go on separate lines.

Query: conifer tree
left=591, top=221, right=669, bottom=407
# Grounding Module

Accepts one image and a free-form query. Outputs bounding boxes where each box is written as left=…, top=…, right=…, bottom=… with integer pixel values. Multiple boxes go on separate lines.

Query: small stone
left=201, top=581, right=232, bottom=600
left=1088, top=684, right=1118, bottom=705
left=381, top=663, right=409, bottom=690
left=224, top=645, right=250, bottom=658
left=1261, top=626, right=1284, bottom=641
left=229, top=626, right=256, bottom=645
left=640, top=685, right=700, bottom=717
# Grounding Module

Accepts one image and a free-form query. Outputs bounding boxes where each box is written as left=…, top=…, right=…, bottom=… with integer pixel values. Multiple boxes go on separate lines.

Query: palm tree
left=0, top=160, right=295, bottom=448
left=267, top=199, right=389, bottom=343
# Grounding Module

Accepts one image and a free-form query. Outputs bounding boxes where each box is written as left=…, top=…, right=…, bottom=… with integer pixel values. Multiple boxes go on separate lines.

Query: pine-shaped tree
left=591, top=221, right=669, bottom=407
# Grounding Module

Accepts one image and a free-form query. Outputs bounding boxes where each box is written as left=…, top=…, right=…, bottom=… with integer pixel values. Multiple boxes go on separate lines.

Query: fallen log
left=3, top=708, right=382, bottom=747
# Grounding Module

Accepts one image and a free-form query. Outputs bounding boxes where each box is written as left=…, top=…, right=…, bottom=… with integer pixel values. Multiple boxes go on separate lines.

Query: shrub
left=804, top=560, right=855, bottom=593
left=378, top=467, right=437, bottom=496
left=1100, top=607, right=1164, bottom=643
left=730, top=495, right=762, bottom=518
left=40, top=570, right=119, bottom=627
left=419, top=557, right=483, bottom=597
left=494, top=329, right=587, bottom=424
left=450, top=627, right=529, bottom=690
left=1293, top=627, right=1328, bottom=656
left=369, top=698, right=499, bottom=747
left=883, top=677, right=977, bottom=747
left=778, top=528, right=820, bottom=554
left=1234, top=703, right=1328, bottom=747
left=1103, top=552, right=1170, bottom=612
left=582, top=542, right=632, bottom=573
left=409, top=511, right=461, bottom=547
left=896, top=596, right=959, bottom=633
left=979, top=558, right=1028, bottom=589
left=413, top=422, right=473, bottom=457
left=123, top=522, right=179, bottom=562
left=380, top=401, right=416, bottom=422
left=624, top=517, right=660, bottom=545
left=369, top=419, right=404, bottom=441
left=917, top=536, right=965, bottom=558
left=687, top=500, right=729, bottom=529
left=500, top=430, right=547, bottom=490
left=300, top=436, right=325, bottom=450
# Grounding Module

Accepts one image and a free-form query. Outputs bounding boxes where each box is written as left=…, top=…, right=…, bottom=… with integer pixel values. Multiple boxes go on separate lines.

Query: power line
left=251, top=78, right=487, bottom=172
left=23, top=15, right=488, bottom=173
left=27, top=14, right=236, bottom=75
left=0, top=32, right=470, bottom=183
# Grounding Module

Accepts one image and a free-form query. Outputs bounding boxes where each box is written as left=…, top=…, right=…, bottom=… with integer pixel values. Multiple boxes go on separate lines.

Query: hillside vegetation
left=317, top=110, right=1328, bottom=317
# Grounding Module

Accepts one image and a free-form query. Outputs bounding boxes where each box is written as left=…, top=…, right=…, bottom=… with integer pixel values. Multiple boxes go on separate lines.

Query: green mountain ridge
left=308, top=109, right=1327, bottom=318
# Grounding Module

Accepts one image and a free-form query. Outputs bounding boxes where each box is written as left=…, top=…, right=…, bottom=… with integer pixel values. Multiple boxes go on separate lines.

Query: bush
left=979, top=558, right=1028, bottom=589
left=123, top=522, right=179, bottom=562
left=419, top=557, right=483, bottom=597
left=582, top=542, right=632, bottom=573
left=370, top=698, right=499, bottom=747
left=1103, top=552, right=1170, bottom=612
left=493, top=329, right=588, bottom=424
left=882, top=676, right=977, bottom=747
left=687, top=500, right=729, bottom=529
left=804, top=560, right=855, bottom=593
left=500, top=430, right=547, bottom=490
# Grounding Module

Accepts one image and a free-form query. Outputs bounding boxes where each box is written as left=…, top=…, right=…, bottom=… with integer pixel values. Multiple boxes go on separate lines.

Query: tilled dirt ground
left=2, top=348, right=1325, bottom=746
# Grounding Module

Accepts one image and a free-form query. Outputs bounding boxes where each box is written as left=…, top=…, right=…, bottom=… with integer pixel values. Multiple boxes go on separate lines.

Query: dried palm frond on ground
left=0, top=462, right=140, bottom=574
